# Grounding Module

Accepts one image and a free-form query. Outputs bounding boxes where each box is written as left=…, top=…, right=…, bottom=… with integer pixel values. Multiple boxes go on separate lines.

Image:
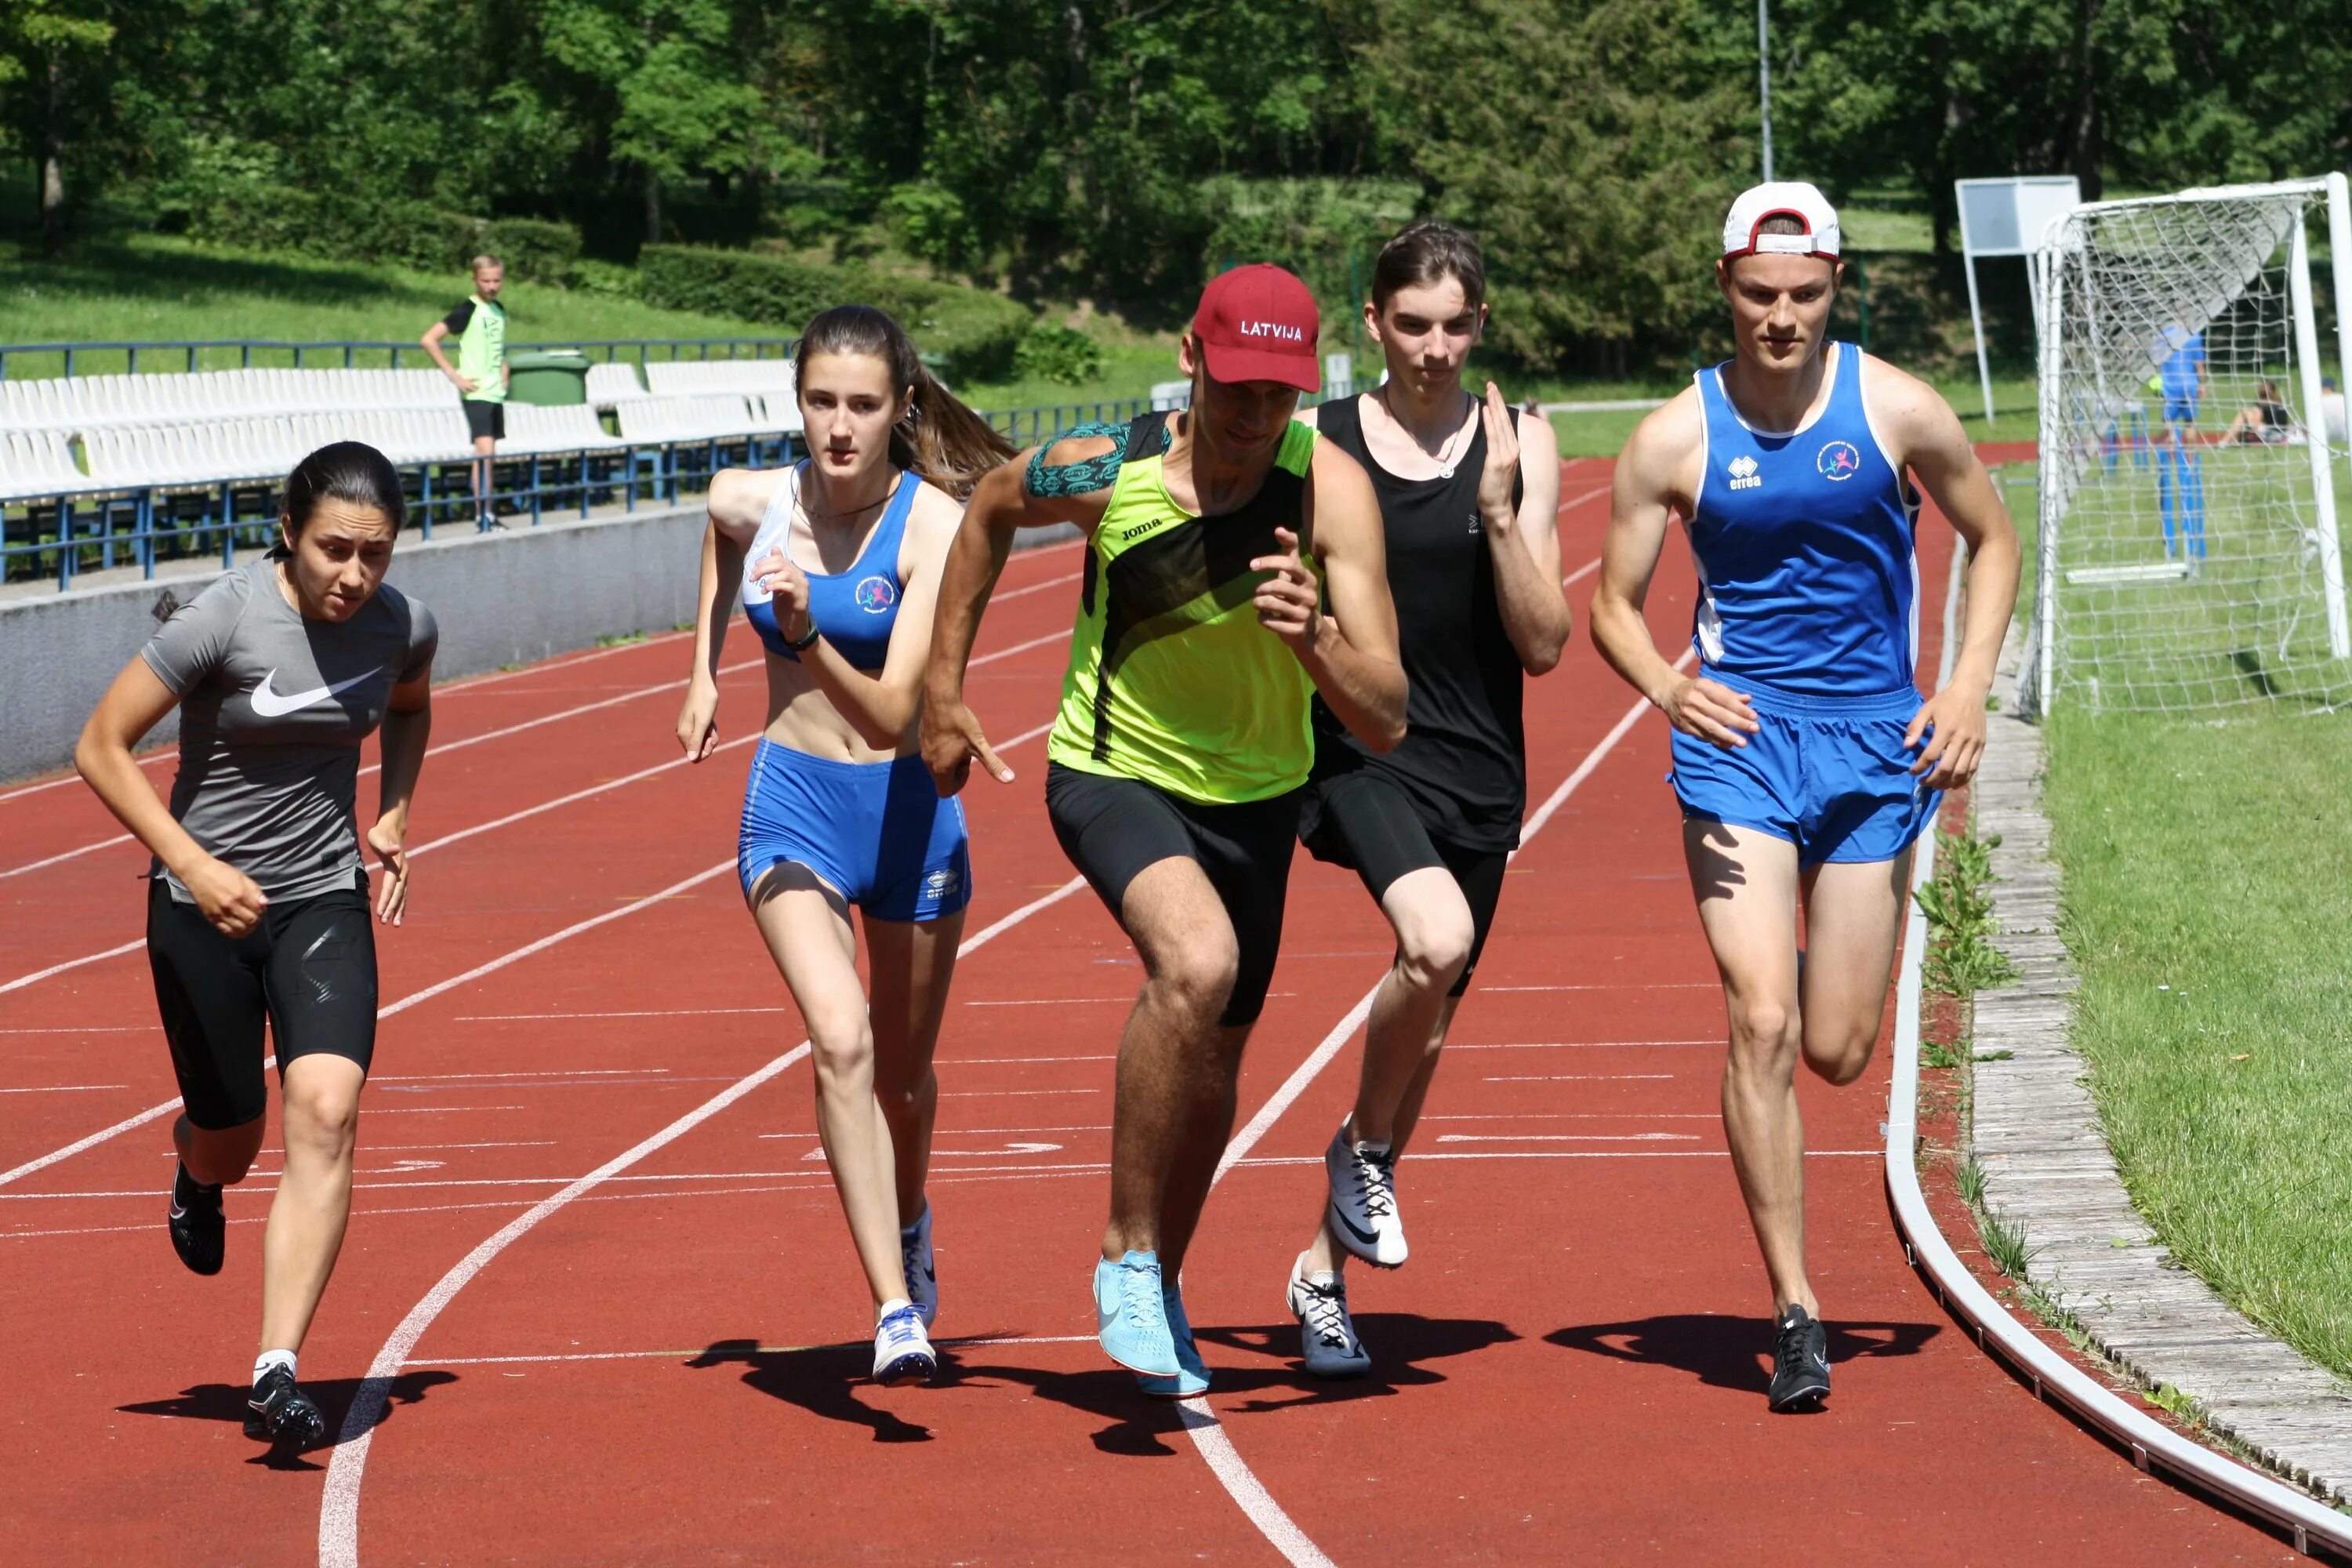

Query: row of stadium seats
left=0, top=358, right=802, bottom=434
left=0, top=395, right=798, bottom=498
left=0, top=368, right=454, bottom=434
left=586, top=358, right=797, bottom=408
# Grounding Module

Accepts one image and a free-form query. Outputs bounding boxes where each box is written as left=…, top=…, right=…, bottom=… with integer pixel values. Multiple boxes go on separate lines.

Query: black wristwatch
left=786, top=614, right=822, bottom=652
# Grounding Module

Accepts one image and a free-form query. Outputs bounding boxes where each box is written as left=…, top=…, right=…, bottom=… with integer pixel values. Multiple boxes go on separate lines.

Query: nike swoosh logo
left=250, top=668, right=376, bottom=717
left=1328, top=1204, right=1381, bottom=1248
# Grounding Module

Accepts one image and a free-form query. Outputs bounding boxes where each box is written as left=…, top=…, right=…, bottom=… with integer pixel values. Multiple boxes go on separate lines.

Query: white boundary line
left=316, top=877, right=1087, bottom=1567
left=1179, top=641, right=1689, bottom=1568
left=1882, top=551, right=2352, bottom=1555
left=0, top=624, right=1067, bottom=993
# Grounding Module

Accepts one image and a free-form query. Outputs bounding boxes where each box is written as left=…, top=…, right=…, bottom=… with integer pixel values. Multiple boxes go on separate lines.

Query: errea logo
left=1727, top=454, right=1762, bottom=492
left=1240, top=321, right=1305, bottom=342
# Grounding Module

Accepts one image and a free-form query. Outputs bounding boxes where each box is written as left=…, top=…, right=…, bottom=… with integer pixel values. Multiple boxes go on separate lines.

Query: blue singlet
left=741, top=463, right=917, bottom=671
left=1687, top=342, right=1922, bottom=699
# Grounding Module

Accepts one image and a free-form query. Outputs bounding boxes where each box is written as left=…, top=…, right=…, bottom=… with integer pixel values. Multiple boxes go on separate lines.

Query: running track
left=0, top=472, right=2301, bottom=1564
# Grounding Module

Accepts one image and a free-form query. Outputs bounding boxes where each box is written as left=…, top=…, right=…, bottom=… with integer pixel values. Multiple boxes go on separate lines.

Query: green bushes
left=638, top=245, right=1031, bottom=381
left=1012, top=323, right=1107, bottom=387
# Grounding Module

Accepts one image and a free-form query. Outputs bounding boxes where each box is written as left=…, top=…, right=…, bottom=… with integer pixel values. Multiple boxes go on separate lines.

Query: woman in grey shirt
left=75, top=442, right=437, bottom=1452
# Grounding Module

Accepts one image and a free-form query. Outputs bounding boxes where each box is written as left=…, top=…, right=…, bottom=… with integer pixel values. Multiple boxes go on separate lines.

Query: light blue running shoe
left=1094, top=1250, right=1179, bottom=1377
left=1138, top=1279, right=1210, bottom=1398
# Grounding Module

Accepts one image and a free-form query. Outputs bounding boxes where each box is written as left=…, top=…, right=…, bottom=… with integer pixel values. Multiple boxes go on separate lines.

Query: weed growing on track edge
left=1915, top=825, right=2019, bottom=997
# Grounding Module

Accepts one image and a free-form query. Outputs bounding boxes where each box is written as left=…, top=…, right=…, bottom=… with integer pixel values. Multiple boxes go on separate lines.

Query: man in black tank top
left=1282, top=223, right=1573, bottom=1377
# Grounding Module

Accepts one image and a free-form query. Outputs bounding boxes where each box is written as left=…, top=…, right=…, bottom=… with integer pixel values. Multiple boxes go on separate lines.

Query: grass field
left=2016, top=438, right=2352, bottom=1385
left=2043, top=706, right=2352, bottom=1382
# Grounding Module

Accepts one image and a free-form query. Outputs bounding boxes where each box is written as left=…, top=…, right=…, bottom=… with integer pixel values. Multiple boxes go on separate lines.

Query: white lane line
left=318, top=877, right=1088, bottom=1567
left=372, top=1069, right=666, bottom=1082
left=403, top=1332, right=1102, bottom=1369
left=1483, top=1073, right=1675, bottom=1082
left=0, top=863, right=736, bottom=1189
left=0, top=655, right=768, bottom=882
left=1447, top=1039, right=1722, bottom=1050
left=0, top=938, right=144, bottom=997
left=1478, top=982, right=1718, bottom=993
left=0, top=750, right=171, bottom=804
left=0, top=602, right=1064, bottom=978
left=0, top=1083, right=129, bottom=1094
left=1432, top=1133, right=1700, bottom=1144
left=1181, top=637, right=1671, bottom=1567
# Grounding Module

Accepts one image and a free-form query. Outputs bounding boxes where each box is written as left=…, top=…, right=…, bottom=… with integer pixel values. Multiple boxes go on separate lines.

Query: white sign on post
left=1956, top=176, right=2082, bottom=424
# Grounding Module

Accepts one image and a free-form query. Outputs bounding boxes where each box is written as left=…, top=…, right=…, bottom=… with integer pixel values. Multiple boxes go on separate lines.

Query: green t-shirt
left=441, top=296, right=507, bottom=404
left=1044, top=414, right=1319, bottom=804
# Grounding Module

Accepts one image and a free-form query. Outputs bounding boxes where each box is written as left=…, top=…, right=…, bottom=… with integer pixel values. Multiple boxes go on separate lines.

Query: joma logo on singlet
left=1116, top=518, right=1163, bottom=543
left=1726, top=455, right=1763, bottom=492
left=1240, top=321, right=1304, bottom=341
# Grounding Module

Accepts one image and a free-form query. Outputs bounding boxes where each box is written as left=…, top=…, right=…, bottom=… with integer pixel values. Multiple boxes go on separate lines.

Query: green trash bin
left=506, top=349, right=591, bottom=405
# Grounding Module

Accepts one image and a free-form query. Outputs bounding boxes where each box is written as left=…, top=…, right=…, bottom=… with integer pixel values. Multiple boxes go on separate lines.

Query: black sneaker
left=167, top=1163, right=224, bottom=1276
left=1768, top=1303, right=1831, bottom=1412
left=245, top=1365, right=328, bottom=1450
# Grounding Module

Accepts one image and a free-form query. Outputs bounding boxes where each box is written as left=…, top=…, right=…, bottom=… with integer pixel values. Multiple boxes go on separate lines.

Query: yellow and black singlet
left=1041, top=412, right=1320, bottom=805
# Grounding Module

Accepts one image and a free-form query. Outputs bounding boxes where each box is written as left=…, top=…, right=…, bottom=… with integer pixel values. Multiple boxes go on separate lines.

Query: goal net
left=2028, top=176, right=2352, bottom=715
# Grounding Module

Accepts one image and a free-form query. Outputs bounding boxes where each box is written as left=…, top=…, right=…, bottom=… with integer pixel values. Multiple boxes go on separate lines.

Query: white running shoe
left=873, top=1299, right=937, bottom=1385
left=901, top=1205, right=938, bottom=1328
left=1286, top=1252, right=1370, bottom=1379
left=1324, top=1123, right=1406, bottom=1268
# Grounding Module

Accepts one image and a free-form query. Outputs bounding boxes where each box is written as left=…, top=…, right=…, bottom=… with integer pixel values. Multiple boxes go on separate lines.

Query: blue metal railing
left=0, top=338, right=796, bottom=380
left=0, top=395, right=1232, bottom=592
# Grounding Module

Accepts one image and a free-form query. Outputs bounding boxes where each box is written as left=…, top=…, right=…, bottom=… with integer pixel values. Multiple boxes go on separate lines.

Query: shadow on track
left=1198, top=1312, right=1519, bottom=1414
left=118, top=1370, right=457, bottom=1468
left=1548, top=1314, right=1939, bottom=1396
left=690, top=1338, right=933, bottom=1444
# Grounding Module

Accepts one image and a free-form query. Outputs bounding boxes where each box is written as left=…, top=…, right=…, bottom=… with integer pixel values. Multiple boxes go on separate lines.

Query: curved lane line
left=316, top=877, right=1088, bottom=1568
left=1181, top=641, right=1693, bottom=1566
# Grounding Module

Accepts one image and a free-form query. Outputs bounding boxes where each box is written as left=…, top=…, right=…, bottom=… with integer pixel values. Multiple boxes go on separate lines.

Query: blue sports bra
left=741, top=463, right=916, bottom=672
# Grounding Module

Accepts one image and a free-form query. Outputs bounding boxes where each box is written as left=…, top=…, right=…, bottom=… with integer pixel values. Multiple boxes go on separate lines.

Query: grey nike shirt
left=140, top=557, right=439, bottom=904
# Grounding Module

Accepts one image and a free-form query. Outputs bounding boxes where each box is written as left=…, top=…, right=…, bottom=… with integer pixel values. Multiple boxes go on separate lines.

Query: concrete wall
left=2, top=504, right=708, bottom=783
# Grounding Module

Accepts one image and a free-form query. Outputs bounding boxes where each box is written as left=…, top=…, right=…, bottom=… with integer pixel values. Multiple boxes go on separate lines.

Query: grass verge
left=2042, top=702, right=2352, bottom=1383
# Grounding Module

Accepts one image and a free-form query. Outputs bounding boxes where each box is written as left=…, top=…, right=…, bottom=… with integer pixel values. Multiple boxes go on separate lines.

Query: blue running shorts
left=737, top=740, right=972, bottom=921
left=1668, top=674, right=1939, bottom=868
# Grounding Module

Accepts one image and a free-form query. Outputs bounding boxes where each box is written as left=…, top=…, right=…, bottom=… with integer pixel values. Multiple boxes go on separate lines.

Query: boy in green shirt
left=419, top=255, right=509, bottom=530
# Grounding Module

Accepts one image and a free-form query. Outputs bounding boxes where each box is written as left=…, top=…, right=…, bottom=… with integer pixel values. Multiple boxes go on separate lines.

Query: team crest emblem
left=853, top=575, right=897, bottom=612
left=1817, top=441, right=1862, bottom=481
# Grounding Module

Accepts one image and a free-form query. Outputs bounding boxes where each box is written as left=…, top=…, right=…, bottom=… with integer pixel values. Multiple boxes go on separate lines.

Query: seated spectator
left=2222, top=377, right=2294, bottom=445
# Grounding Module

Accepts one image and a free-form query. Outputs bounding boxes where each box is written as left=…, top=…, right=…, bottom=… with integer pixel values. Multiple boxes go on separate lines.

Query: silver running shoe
left=1324, top=1123, right=1406, bottom=1268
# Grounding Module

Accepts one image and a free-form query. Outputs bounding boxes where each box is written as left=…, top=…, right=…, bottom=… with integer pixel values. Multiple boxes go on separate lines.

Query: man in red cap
left=922, top=263, right=1407, bottom=1395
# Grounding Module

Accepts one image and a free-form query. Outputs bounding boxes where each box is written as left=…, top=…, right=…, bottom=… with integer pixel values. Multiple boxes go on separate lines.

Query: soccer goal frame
left=2029, top=173, right=2352, bottom=716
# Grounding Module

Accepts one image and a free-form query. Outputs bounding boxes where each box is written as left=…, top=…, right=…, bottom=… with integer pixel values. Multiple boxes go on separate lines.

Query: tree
left=1363, top=0, right=1758, bottom=373
left=0, top=0, right=117, bottom=252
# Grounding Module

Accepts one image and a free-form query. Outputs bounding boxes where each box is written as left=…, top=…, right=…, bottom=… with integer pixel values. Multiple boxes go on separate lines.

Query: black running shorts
left=1045, top=762, right=1301, bottom=1028
left=462, top=398, right=506, bottom=441
left=144, top=876, right=379, bottom=1130
left=1300, top=765, right=1509, bottom=997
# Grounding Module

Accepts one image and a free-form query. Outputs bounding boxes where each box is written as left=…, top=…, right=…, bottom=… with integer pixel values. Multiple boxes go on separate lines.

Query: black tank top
left=1312, top=393, right=1527, bottom=851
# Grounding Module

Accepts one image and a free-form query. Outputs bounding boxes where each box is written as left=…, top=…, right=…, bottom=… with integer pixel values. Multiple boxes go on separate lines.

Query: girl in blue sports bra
left=676, top=304, right=1012, bottom=1388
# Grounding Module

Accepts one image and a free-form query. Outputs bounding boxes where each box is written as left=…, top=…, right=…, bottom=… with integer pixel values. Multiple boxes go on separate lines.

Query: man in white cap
left=1588, top=183, right=2021, bottom=1410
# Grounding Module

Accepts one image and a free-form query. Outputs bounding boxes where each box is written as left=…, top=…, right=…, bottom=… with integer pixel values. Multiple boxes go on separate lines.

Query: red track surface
left=0, top=472, right=2299, bottom=1564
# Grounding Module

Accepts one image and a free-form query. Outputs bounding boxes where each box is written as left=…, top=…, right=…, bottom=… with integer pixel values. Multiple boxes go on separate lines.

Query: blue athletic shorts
left=2163, top=396, right=2199, bottom=425
left=737, top=740, right=972, bottom=921
left=1668, top=673, right=1939, bottom=868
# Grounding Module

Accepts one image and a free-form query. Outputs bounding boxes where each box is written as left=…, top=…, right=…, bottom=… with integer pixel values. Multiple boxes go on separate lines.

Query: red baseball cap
left=1192, top=264, right=1320, bottom=392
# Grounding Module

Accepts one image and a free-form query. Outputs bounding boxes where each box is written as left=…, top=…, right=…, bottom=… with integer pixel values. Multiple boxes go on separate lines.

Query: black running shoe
left=1768, top=1303, right=1831, bottom=1412
left=245, top=1366, right=328, bottom=1450
left=167, top=1163, right=224, bottom=1276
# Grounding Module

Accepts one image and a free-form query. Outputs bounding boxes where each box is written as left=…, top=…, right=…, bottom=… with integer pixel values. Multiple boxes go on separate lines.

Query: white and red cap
left=1192, top=264, right=1321, bottom=391
left=1721, top=182, right=1842, bottom=260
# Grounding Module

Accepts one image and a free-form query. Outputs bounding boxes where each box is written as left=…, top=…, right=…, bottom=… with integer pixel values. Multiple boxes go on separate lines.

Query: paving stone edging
left=1969, top=631, right=2352, bottom=1506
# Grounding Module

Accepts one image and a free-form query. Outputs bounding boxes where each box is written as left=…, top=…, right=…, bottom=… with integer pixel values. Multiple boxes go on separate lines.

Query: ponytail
left=793, top=305, right=1015, bottom=500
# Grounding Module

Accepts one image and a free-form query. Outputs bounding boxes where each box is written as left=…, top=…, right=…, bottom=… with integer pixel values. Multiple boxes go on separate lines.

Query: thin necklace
left=799, top=466, right=895, bottom=525
left=1380, top=389, right=1476, bottom=477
